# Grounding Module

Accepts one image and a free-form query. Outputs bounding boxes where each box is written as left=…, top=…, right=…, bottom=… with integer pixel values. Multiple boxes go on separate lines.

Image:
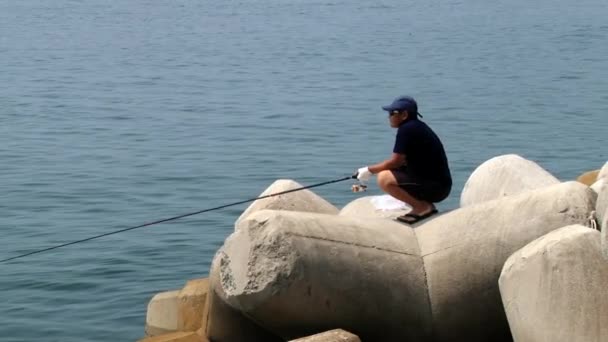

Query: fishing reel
left=351, top=183, right=368, bottom=193
left=350, top=171, right=368, bottom=193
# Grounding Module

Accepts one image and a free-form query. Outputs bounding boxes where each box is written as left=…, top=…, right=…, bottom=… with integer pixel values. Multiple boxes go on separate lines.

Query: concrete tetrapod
left=591, top=161, right=608, bottom=196
left=215, top=181, right=595, bottom=342
left=176, top=278, right=209, bottom=332
left=460, top=154, right=559, bottom=207
left=601, top=204, right=608, bottom=261
left=137, top=332, right=200, bottom=342
left=219, top=210, right=431, bottom=341
left=576, top=169, right=600, bottom=186
left=599, top=161, right=608, bottom=180
left=590, top=178, right=605, bottom=194
left=289, top=329, right=361, bottom=342
left=416, top=181, right=595, bottom=342
left=235, top=179, right=339, bottom=228
left=499, top=225, right=608, bottom=342
left=204, top=256, right=283, bottom=342
left=596, top=181, right=608, bottom=228
left=145, top=290, right=179, bottom=336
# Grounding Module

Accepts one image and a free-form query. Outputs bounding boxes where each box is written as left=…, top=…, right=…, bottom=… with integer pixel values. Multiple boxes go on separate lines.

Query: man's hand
left=355, top=166, right=372, bottom=182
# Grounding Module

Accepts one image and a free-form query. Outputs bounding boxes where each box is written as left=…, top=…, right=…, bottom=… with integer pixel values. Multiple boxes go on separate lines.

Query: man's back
left=393, top=119, right=451, bottom=185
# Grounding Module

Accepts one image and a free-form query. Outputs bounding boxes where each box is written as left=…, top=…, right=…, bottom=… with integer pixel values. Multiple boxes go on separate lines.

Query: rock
left=214, top=181, right=594, bottom=342
left=576, top=169, right=600, bottom=186
left=204, top=256, right=283, bottom=342
left=599, top=182, right=608, bottom=257
left=177, top=278, right=209, bottom=332
left=289, top=329, right=361, bottom=342
left=598, top=161, right=608, bottom=180
left=596, top=180, right=608, bottom=226
left=460, top=154, right=559, bottom=207
left=220, top=210, right=430, bottom=341
left=415, top=181, right=595, bottom=342
left=339, top=196, right=410, bottom=220
left=137, top=331, right=202, bottom=342
left=602, top=206, right=608, bottom=260
left=499, top=225, right=608, bottom=342
left=194, top=281, right=210, bottom=340
left=235, top=179, right=339, bottom=228
left=145, top=290, right=179, bottom=337
left=590, top=178, right=605, bottom=194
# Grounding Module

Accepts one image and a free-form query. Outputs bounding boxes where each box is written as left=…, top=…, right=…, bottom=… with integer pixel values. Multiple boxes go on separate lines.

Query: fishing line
left=0, top=176, right=353, bottom=264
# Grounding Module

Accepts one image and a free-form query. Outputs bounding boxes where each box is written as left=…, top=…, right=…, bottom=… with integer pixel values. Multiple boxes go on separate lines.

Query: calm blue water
left=1, top=0, right=607, bottom=340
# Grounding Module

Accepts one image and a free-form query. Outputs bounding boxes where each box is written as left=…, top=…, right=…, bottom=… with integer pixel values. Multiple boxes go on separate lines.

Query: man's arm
left=368, top=153, right=406, bottom=174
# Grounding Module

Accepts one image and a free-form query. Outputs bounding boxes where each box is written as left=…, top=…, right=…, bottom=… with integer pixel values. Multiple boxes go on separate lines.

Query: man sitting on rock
left=355, top=96, right=452, bottom=224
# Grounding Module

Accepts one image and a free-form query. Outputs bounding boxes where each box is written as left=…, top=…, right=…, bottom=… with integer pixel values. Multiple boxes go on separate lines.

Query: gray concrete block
left=213, top=181, right=594, bottom=342
left=416, top=181, right=595, bottom=342
left=236, top=179, right=339, bottom=228
left=602, top=205, right=608, bottom=261
left=145, top=290, right=179, bottom=337
left=590, top=178, right=605, bottom=194
left=137, top=332, right=201, bottom=342
left=596, top=180, right=608, bottom=228
left=289, top=329, right=361, bottom=342
left=577, top=169, right=600, bottom=186
left=204, top=256, right=283, bottom=342
left=176, top=278, right=208, bottom=332
left=499, top=225, right=608, bottom=342
left=460, top=154, right=559, bottom=207
left=220, top=210, right=431, bottom=341
left=598, top=161, right=608, bottom=180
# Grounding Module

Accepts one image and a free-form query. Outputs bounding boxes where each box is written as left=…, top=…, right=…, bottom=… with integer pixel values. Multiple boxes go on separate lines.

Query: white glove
left=356, top=166, right=372, bottom=182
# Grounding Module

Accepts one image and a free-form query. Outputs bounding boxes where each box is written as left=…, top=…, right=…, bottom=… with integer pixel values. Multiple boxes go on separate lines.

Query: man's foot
left=396, top=208, right=438, bottom=224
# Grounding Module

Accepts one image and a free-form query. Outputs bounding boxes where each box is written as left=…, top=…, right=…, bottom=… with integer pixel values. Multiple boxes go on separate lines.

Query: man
left=355, top=96, right=452, bottom=224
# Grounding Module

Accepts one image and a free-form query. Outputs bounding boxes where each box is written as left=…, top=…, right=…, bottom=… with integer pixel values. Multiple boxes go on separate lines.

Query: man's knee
left=376, top=170, right=397, bottom=189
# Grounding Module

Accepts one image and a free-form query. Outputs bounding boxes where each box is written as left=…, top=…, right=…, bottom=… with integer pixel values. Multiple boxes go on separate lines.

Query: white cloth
left=370, top=195, right=410, bottom=211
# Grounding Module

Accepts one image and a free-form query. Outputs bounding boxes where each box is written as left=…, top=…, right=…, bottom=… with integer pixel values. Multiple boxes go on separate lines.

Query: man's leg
left=377, top=170, right=435, bottom=215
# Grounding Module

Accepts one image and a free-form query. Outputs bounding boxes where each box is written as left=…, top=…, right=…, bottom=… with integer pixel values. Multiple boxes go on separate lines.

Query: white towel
left=370, top=195, right=410, bottom=211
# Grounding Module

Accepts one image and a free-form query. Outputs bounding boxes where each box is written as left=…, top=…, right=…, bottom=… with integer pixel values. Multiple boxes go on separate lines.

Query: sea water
left=1, top=0, right=607, bottom=340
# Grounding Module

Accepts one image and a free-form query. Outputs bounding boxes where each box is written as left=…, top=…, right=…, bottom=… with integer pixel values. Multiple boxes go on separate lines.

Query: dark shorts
left=391, top=169, right=451, bottom=203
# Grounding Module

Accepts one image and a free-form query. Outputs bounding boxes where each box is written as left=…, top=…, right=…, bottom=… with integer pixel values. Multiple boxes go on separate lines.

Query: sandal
left=396, top=209, right=438, bottom=224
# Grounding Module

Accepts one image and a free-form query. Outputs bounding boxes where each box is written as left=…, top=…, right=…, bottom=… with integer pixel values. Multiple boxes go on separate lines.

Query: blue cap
left=382, top=96, right=422, bottom=117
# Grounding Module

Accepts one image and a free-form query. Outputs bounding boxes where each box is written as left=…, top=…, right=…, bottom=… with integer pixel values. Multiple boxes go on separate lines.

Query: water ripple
left=1, top=0, right=607, bottom=341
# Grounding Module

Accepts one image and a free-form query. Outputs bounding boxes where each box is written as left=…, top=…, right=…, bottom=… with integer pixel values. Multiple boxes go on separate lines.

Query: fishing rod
left=0, top=175, right=355, bottom=264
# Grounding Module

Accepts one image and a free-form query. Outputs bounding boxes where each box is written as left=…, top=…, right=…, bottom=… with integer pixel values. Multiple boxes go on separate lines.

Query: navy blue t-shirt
left=393, top=118, right=452, bottom=185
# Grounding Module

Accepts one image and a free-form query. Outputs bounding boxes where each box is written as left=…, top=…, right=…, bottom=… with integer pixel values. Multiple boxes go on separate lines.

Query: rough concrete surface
left=212, top=181, right=595, bottom=342
left=137, top=331, right=201, bottom=342
left=219, top=210, right=431, bottom=341
left=205, top=256, right=283, bottom=342
left=195, top=280, right=211, bottom=341
left=289, top=329, right=361, bottom=342
left=499, top=225, right=608, bottom=342
left=415, top=181, right=595, bottom=342
left=599, top=161, right=608, bottom=180
left=460, top=154, right=559, bottom=207
left=602, top=205, right=608, bottom=260
left=145, top=290, right=180, bottom=337
left=596, top=180, right=608, bottom=227
left=235, top=179, right=339, bottom=228
left=177, top=278, right=209, bottom=332
left=576, top=169, right=600, bottom=186
left=590, top=178, right=605, bottom=194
